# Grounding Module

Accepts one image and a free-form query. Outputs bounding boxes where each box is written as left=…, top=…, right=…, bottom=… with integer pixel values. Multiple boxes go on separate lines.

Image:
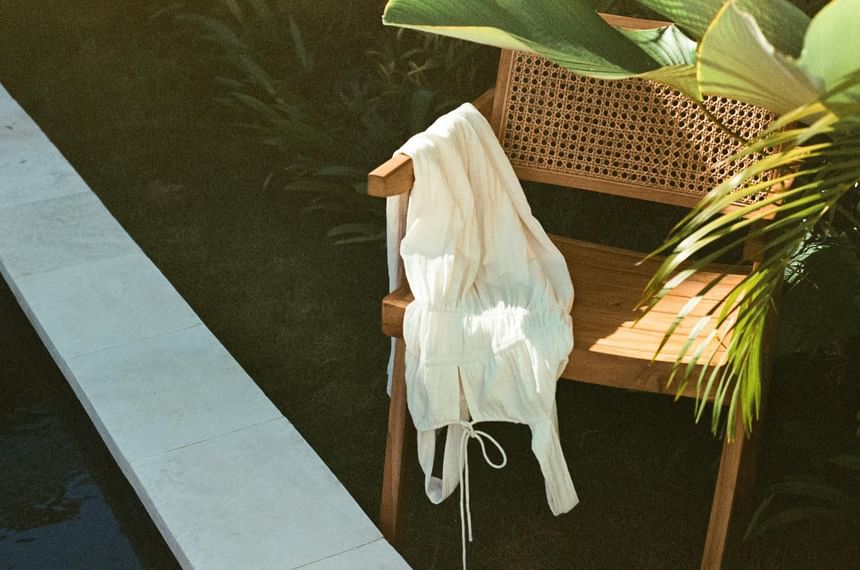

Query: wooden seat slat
left=382, top=237, right=739, bottom=394
left=570, top=285, right=728, bottom=319
left=575, top=306, right=728, bottom=336
left=562, top=348, right=704, bottom=398
left=571, top=266, right=741, bottom=301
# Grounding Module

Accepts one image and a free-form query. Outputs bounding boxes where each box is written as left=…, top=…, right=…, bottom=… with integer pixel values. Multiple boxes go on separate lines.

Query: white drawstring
left=455, top=421, right=507, bottom=570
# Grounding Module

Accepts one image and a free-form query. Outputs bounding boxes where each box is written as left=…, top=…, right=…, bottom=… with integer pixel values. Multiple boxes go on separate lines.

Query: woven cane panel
left=498, top=52, right=776, bottom=205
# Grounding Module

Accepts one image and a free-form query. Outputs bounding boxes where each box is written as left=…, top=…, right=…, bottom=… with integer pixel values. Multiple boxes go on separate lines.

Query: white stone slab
left=1, top=81, right=404, bottom=570
left=0, top=85, right=90, bottom=208
left=130, top=418, right=384, bottom=570
left=13, top=252, right=200, bottom=359
left=65, top=325, right=282, bottom=463
left=0, top=191, right=138, bottom=277
left=300, top=539, right=410, bottom=570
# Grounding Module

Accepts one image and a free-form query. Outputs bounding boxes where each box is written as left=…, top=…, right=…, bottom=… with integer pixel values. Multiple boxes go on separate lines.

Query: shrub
left=164, top=0, right=496, bottom=243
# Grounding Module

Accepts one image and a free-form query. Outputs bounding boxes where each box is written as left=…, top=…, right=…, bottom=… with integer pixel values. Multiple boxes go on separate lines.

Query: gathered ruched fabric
left=386, top=103, right=579, bottom=549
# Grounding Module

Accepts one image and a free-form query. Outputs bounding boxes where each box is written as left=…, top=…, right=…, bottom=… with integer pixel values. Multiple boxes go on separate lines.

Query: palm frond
left=640, top=86, right=860, bottom=437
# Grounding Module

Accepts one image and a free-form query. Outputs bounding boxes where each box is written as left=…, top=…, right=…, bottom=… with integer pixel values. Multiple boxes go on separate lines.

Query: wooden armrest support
left=382, top=285, right=413, bottom=337
left=367, top=88, right=496, bottom=198
left=472, top=88, right=495, bottom=118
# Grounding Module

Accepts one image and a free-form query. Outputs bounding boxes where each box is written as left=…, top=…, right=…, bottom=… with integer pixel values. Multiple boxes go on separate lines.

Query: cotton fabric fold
left=386, top=102, right=579, bottom=519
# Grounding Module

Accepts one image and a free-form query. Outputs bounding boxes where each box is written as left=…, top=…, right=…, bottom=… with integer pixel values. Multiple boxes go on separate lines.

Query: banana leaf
left=383, top=0, right=701, bottom=98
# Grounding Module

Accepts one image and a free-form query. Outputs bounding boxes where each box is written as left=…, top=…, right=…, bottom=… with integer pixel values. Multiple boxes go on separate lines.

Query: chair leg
left=700, top=413, right=764, bottom=570
left=380, top=338, right=409, bottom=545
left=702, top=309, right=775, bottom=570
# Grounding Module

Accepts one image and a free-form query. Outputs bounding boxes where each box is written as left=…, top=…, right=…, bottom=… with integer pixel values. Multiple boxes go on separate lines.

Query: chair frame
left=368, top=14, right=776, bottom=569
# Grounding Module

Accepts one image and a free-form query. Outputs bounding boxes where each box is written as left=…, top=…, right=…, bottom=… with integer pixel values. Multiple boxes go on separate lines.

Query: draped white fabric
left=386, top=103, right=579, bottom=530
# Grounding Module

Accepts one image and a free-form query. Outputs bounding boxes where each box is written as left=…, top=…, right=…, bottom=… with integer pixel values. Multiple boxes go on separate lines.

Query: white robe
left=387, top=103, right=578, bottom=520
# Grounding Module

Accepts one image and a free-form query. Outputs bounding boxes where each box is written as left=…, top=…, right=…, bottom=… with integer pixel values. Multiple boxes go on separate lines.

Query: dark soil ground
left=1, top=1, right=858, bottom=568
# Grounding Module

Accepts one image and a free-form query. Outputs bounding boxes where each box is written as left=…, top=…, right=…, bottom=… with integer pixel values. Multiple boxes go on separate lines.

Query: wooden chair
left=368, top=14, right=776, bottom=569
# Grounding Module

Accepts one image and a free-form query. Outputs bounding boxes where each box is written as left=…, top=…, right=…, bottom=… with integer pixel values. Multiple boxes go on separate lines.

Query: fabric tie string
left=456, top=421, right=507, bottom=570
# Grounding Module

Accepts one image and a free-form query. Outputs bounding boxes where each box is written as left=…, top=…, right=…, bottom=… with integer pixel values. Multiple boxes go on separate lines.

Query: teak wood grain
left=379, top=338, right=410, bottom=544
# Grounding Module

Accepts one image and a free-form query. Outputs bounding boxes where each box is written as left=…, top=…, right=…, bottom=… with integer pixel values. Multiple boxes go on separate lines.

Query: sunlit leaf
left=697, top=2, right=821, bottom=114
left=799, top=0, right=860, bottom=105
left=637, top=0, right=809, bottom=56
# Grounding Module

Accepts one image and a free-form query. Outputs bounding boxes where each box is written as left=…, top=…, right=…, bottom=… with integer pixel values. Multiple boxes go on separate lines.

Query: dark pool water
left=0, top=278, right=178, bottom=569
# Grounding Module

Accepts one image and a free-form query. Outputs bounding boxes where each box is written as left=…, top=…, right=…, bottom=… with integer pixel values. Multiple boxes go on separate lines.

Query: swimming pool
left=0, top=278, right=178, bottom=568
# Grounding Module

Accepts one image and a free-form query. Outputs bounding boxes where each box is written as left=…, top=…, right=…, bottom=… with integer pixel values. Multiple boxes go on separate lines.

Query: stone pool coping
left=0, top=84, right=408, bottom=569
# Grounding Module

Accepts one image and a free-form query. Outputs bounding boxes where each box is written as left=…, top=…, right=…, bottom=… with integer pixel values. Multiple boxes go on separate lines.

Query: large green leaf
left=383, top=0, right=700, bottom=97
left=637, top=0, right=809, bottom=56
left=616, top=24, right=698, bottom=96
left=799, top=0, right=860, bottom=104
left=384, top=0, right=655, bottom=74
left=635, top=0, right=725, bottom=39
left=696, top=0, right=860, bottom=113
left=697, top=1, right=821, bottom=114
left=382, top=0, right=857, bottom=113
left=615, top=23, right=695, bottom=66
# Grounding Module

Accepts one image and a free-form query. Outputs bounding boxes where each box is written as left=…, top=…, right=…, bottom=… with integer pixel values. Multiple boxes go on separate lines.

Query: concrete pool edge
left=0, top=84, right=408, bottom=569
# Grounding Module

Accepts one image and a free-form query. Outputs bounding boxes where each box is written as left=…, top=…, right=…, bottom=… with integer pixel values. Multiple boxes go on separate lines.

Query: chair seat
left=381, top=235, right=748, bottom=401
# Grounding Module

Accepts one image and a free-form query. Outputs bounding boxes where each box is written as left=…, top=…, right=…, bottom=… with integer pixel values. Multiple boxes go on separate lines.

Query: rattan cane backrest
left=490, top=50, right=777, bottom=209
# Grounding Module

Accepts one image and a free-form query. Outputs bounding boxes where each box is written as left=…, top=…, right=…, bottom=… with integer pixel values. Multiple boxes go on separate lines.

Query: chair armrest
left=367, top=88, right=496, bottom=198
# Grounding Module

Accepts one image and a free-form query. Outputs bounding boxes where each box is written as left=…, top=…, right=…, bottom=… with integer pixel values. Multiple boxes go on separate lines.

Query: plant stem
left=692, top=98, right=749, bottom=146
